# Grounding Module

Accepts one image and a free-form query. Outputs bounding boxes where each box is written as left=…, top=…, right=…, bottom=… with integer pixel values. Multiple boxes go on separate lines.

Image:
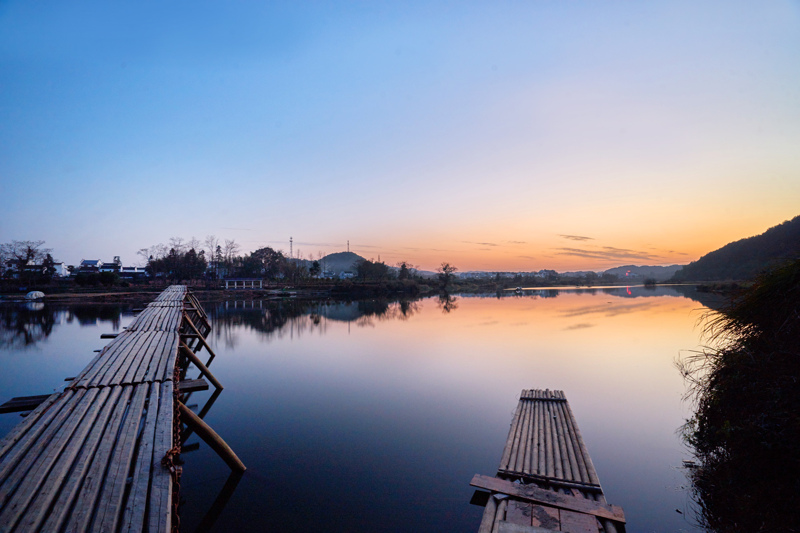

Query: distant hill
left=671, top=215, right=800, bottom=282
left=318, top=251, right=364, bottom=273
left=604, top=265, right=684, bottom=281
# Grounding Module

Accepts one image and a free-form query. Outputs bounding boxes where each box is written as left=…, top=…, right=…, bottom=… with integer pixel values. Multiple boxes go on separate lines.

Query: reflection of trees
left=0, top=304, right=57, bottom=349
left=437, top=292, right=458, bottom=313
left=68, top=305, right=122, bottom=329
left=0, top=303, right=126, bottom=349
left=680, top=261, right=800, bottom=531
left=206, top=298, right=422, bottom=342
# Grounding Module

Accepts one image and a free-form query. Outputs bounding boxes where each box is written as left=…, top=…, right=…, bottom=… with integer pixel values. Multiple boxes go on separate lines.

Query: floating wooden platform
left=0, top=285, right=225, bottom=532
left=472, top=389, right=626, bottom=533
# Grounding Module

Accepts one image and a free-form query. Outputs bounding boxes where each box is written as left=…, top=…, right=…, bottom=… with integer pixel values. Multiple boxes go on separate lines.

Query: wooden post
left=182, top=314, right=218, bottom=365
left=178, top=402, right=245, bottom=472
left=180, top=343, right=223, bottom=390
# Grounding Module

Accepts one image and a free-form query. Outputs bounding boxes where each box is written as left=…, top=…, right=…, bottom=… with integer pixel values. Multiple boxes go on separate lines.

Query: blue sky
left=1, top=1, right=799, bottom=270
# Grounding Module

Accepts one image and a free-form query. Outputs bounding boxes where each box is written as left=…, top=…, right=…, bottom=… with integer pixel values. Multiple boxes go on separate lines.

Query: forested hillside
left=672, top=215, right=800, bottom=281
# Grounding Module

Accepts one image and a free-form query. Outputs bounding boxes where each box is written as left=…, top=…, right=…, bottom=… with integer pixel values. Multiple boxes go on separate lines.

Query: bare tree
left=169, top=236, right=186, bottom=254
left=1, top=240, right=52, bottom=265
left=150, top=243, right=168, bottom=260
left=437, top=262, right=458, bottom=288
left=137, top=248, right=150, bottom=266
left=187, top=236, right=201, bottom=252
left=204, top=235, right=219, bottom=259
left=223, top=239, right=240, bottom=263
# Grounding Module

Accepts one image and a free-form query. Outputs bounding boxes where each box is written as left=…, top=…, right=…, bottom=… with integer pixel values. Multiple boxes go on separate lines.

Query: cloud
left=462, top=241, right=499, bottom=247
left=560, top=301, right=654, bottom=318
left=559, top=234, right=594, bottom=241
left=506, top=240, right=527, bottom=244
left=401, top=246, right=454, bottom=252
left=554, top=246, right=660, bottom=262
left=564, top=323, right=595, bottom=330
left=518, top=255, right=537, bottom=260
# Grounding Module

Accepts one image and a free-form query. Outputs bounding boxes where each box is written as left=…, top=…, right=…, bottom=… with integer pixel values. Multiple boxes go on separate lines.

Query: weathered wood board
left=0, top=285, right=207, bottom=533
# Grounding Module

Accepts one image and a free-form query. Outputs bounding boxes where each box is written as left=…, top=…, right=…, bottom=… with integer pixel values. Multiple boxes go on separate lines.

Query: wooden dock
left=471, top=389, right=626, bottom=533
left=0, top=285, right=237, bottom=532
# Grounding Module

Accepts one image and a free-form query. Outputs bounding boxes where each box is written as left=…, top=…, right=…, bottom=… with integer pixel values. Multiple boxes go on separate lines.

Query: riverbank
left=0, top=277, right=749, bottom=304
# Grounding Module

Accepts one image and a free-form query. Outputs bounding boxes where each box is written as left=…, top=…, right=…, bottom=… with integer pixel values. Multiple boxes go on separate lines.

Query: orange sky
left=2, top=2, right=798, bottom=271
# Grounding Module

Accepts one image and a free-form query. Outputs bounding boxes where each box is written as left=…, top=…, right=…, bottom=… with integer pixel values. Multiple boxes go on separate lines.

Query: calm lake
left=0, top=286, right=718, bottom=532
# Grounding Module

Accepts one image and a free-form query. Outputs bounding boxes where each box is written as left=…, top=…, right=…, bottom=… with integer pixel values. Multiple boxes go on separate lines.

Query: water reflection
left=0, top=303, right=127, bottom=350
left=0, top=289, right=714, bottom=532
left=0, top=303, right=57, bottom=348
left=203, top=298, right=422, bottom=348
left=437, top=292, right=458, bottom=313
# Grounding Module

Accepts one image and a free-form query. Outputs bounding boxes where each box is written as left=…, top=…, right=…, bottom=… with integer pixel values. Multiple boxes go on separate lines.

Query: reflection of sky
left=0, top=293, right=709, bottom=530
left=177, top=291, right=706, bottom=532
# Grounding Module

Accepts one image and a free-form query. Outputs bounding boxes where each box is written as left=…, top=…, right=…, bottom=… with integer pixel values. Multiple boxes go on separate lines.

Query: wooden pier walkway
left=471, top=389, right=626, bottom=533
left=0, top=285, right=234, bottom=533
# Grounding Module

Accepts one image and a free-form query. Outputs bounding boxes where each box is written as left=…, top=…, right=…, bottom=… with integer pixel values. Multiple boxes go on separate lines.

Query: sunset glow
left=1, top=2, right=798, bottom=271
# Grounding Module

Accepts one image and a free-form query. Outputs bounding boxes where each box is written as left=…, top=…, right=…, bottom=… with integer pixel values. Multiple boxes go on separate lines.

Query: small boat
left=25, top=291, right=45, bottom=300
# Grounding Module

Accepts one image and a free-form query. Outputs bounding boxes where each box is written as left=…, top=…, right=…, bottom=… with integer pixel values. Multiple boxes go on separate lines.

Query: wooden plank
left=94, top=384, right=149, bottom=532
left=105, top=331, right=153, bottom=387
left=0, top=393, right=61, bottom=459
left=470, top=475, right=625, bottom=523
left=536, top=398, right=546, bottom=477
left=559, top=510, right=599, bottom=533
left=0, top=394, right=53, bottom=414
left=498, top=523, right=560, bottom=533
left=494, top=499, right=509, bottom=533
left=0, top=286, right=202, bottom=532
left=553, top=402, right=571, bottom=481
left=555, top=402, right=580, bottom=483
left=155, top=332, right=179, bottom=383
left=64, top=386, right=134, bottom=532
left=531, top=504, right=561, bottom=529
left=13, top=388, right=110, bottom=532
left=135, top=331, right=164, bottom=384
left=496, top=471, right=602, bottom=493
left=120, top=331, right=157, bottom=385
left=0, top=388, right=96, bottom=529
left=121, top=383, right=160, bottom=532
left=148, top=381, right=174, bottom=533
left=514, top=401, right=530, bottom=474
left=562, top=400, right=600, bottom=486
left=75, top=331, right=137, bottom=388
left=40, top=386, right=123, bottom=532
left=505, top=499, right=533, bottom=526
left=478, top=495, right=498, bottom=533
left=0, top=390, right=80, bottom=499
left=179, top=378, right=210, bottom=393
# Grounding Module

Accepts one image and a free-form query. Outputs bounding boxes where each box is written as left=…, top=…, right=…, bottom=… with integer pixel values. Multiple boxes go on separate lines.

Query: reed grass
left=679, top=259, right=800, bottom=531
